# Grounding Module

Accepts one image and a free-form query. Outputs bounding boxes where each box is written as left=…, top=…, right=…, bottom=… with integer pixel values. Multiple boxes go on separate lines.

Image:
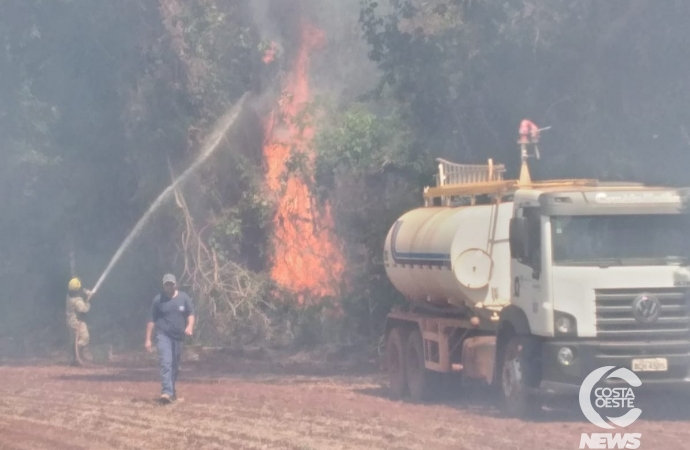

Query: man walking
left=66, top=277, right=94, bottom=365
left=145, top=273, right=195, bottom=404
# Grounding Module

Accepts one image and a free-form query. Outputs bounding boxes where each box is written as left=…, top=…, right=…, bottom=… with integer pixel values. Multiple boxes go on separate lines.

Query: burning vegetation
left=262, top=20, right=345, bottom=303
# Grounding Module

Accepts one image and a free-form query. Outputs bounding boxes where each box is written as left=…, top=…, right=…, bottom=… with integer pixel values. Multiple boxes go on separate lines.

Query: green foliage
left=359, top=0, right=690, bottom=184
left=208, top=209, right=243, bottom=262
left=289, top=300, right=340, bottom=348
left=314, top=102, right=421, bottom=191
left=309, top=100, right=431, bottom=342
left=207, top=189, right=273, bottom=264
left=173, top=0, right=256, bottom=113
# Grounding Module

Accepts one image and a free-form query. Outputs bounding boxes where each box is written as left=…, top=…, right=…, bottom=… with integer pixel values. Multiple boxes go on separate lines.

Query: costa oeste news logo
left=579, top=366, right=642, bottom=449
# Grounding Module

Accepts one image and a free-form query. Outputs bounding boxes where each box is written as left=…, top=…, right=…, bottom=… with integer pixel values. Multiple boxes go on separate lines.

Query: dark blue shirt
left=150, top=290, right=194, bottom=340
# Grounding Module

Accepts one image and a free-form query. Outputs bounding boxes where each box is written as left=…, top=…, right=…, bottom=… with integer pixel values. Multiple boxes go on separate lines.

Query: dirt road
left=0, top=352, right=688, bottom=450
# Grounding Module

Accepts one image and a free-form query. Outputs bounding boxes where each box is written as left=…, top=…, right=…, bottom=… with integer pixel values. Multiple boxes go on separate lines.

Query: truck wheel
left=386, top=327, right=408, bottom=399
left=500, top=335, right=542, bottom=418
left=406, top=329, right=430, bottom=402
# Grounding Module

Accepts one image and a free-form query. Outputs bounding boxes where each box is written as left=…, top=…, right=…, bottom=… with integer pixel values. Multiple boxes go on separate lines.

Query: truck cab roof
left=516, top=183, right=688, bottom=216
left=422, top=156, right=690, bottom=214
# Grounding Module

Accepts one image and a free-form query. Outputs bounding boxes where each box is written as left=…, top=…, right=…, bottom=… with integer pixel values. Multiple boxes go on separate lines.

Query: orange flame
left=263, top=21, right=344, bottom=303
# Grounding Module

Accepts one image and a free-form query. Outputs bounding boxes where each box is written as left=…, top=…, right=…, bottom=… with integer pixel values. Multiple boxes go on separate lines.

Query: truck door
left=511, top=205, right=550, bottom=335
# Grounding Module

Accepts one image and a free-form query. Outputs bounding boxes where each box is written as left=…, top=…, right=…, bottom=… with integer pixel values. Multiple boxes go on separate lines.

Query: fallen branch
left=167, top=170, right=288, bottom=347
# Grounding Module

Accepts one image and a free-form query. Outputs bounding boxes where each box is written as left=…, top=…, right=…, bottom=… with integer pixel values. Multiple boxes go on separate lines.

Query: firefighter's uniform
left=66, top=277, right=93, bottom=363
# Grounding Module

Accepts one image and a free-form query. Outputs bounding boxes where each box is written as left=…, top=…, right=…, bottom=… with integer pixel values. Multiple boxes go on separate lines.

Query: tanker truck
left=382, top=124, right=690, bottom=416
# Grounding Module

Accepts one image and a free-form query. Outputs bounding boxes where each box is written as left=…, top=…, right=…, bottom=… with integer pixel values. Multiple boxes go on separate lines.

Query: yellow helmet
left=68, top=277, right=82, bottom=291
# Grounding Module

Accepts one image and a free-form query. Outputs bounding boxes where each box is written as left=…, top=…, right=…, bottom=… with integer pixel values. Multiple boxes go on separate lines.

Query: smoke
left=250, top=0, right=379, bottom=106
left=92, top=93, right=251, bottom=295
left=303, top=0, right=380, bottom=103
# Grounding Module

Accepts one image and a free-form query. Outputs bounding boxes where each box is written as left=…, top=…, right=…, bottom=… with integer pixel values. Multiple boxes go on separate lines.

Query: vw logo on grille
left=632, top=294, right=661, bottom=323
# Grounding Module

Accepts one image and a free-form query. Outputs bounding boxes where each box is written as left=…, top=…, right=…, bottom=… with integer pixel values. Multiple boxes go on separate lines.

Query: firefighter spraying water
left=61, top=94, right=248, bottom=367
left=66, top=277, right=94, bottom=365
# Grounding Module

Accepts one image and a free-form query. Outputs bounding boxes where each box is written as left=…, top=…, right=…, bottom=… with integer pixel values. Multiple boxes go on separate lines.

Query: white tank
left=383, top=202, right=513, bottom=308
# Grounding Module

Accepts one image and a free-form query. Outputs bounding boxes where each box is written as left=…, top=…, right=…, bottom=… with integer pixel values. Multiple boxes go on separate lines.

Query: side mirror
left=509, top=217, right=528, bottom=260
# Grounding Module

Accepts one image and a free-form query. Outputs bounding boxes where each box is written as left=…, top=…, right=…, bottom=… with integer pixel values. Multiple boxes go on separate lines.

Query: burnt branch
left=168, top=170, right=291, bottom=347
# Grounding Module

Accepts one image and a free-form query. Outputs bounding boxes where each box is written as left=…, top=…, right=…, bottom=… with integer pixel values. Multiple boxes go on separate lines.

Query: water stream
left=91, top=92, right=250, bottom=294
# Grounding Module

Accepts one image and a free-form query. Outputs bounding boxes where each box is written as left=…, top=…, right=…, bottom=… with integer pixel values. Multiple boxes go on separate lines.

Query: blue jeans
left=156, top=332, right=183, bottom=397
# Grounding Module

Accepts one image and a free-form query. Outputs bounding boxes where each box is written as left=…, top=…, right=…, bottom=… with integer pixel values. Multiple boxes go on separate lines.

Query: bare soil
left=0, top=350, right=688, bottom=450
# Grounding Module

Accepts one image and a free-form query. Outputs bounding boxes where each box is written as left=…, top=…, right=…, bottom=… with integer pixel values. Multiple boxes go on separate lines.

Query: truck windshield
left=551, top=214, right=690, bottom=266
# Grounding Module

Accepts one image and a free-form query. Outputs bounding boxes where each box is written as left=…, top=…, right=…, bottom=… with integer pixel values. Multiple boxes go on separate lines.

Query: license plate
left=632, top=358, right=668, bottom=372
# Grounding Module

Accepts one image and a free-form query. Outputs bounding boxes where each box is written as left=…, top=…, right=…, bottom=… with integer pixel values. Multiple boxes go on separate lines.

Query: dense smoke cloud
left=250, top=0, right=379, bottom=106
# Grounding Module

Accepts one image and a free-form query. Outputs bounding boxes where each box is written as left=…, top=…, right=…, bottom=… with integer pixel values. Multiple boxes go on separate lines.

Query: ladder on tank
left=425, top=158, right=509, bottom=206
left=422, top=120, right=599, bottom=207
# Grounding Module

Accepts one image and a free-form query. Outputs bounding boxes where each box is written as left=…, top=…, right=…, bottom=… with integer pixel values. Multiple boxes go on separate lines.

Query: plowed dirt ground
left=0, top=351, right=688, bottom=450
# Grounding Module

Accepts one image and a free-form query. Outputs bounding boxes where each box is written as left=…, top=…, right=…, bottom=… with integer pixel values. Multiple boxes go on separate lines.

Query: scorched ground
left=0, top=352, right=688, bottom=450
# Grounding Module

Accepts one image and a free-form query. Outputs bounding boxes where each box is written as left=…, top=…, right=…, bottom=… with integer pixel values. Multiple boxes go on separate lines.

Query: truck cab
left=502, top=184, right=690, bottom=409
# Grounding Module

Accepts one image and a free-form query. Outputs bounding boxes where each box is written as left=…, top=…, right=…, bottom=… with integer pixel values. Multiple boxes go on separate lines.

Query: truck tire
left=386, top=327, right=408, bottom=399
left=406, top=329, right=431, bottom=402
left=500, top=335, right=542, bottom=418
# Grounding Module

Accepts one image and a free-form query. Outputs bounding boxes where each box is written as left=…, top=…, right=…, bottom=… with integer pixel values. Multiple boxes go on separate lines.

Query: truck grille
left=595, top=288, right=690, bottom=340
